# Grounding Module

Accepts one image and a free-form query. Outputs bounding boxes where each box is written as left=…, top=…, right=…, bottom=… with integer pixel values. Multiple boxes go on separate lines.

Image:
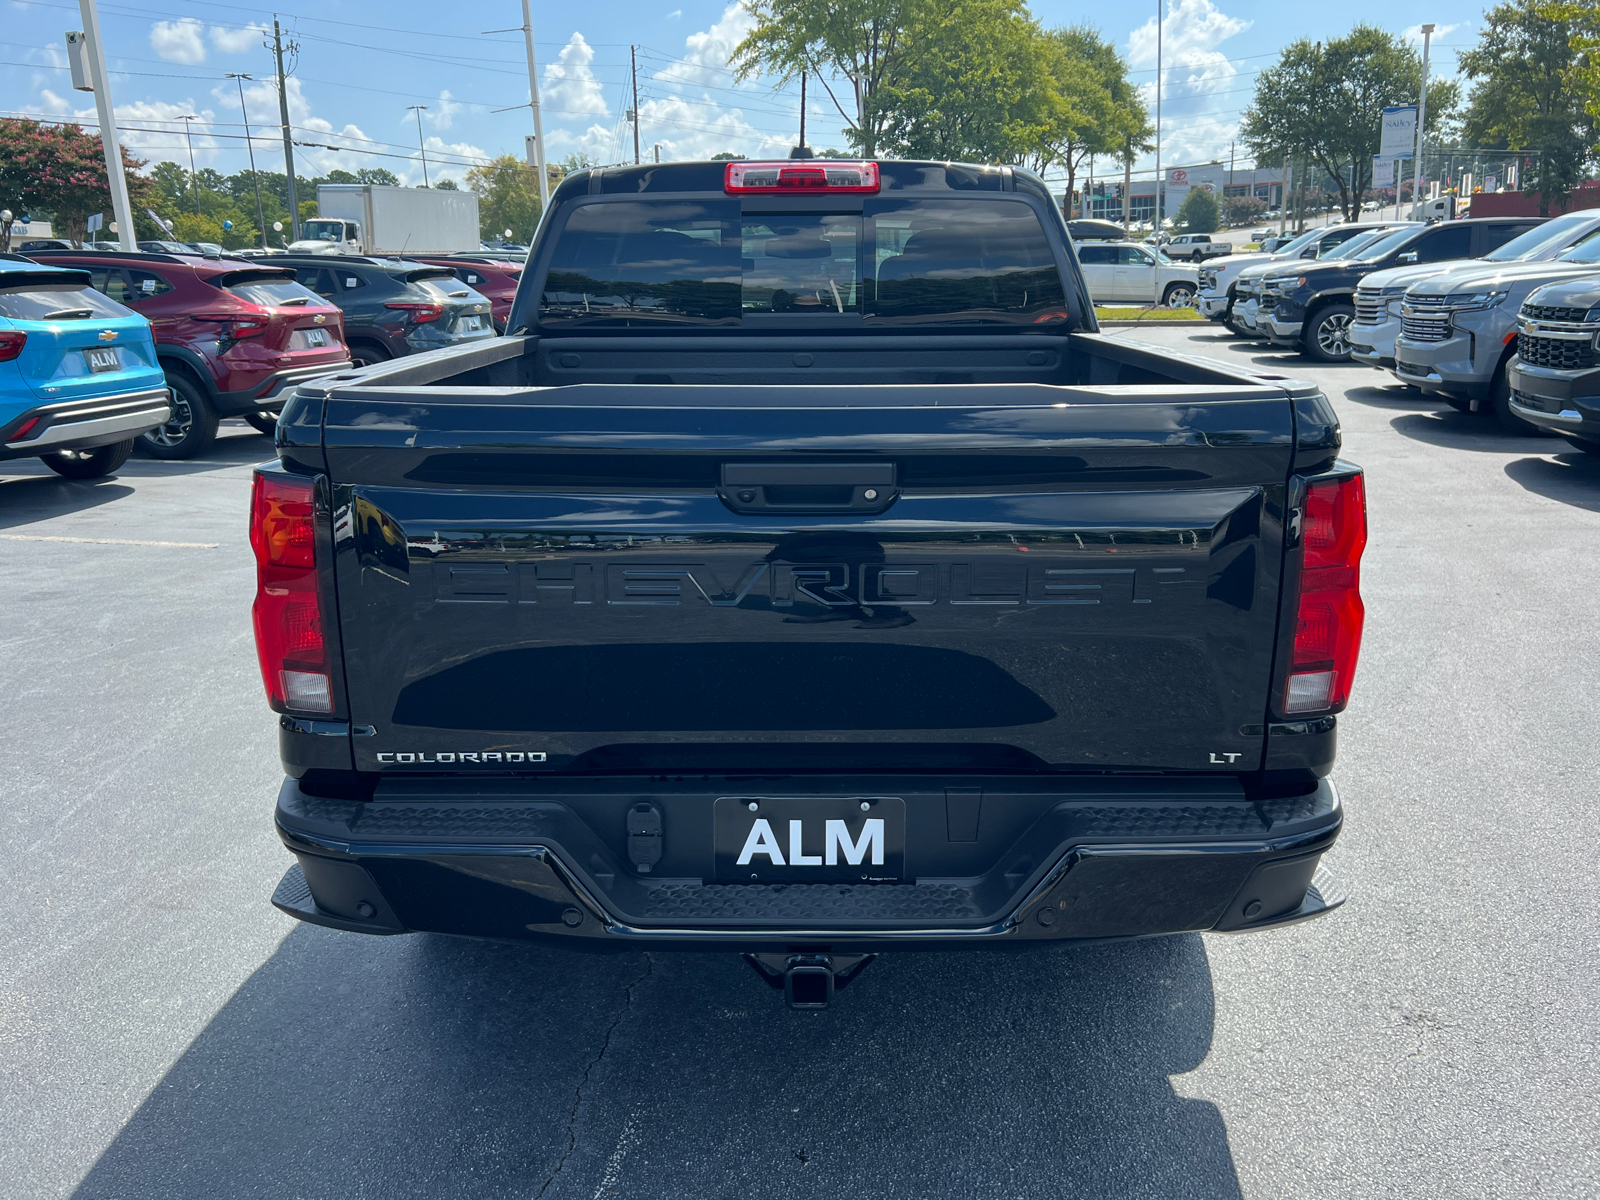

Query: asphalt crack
left=536, top=953, right=655, bottom=1199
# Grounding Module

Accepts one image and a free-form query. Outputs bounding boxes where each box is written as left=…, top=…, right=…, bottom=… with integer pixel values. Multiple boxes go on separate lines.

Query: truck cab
left=287, top=219, right=363, bottom=256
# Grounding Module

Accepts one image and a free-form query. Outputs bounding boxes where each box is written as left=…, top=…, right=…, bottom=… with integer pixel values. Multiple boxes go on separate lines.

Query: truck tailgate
left=323, top=382, right=1295, bottom=775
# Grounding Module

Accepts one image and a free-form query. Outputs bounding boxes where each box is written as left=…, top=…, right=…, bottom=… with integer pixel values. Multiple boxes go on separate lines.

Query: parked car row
left=8, top=248, right=497, bottom=464
left=1193, top=209, right=1600, bottom=450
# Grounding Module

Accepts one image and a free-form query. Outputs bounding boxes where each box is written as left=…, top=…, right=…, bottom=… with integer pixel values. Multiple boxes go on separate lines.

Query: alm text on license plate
left=83, top=347, right=119, bottom=373
left=714, top=795, right=906, bottom=883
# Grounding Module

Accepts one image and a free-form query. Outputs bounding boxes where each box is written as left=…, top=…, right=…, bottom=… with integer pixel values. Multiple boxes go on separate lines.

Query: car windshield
left=1556, top=230, right=1600, bottom=264
left=225, top=278, right=327, bottom=307
left=415, top=277, right=482, bottom=302
left=1272, top=228, right=1323, bottom=255
left=1350, top=227, right=1420, bottom=261
left=1316, top=230, right=1390, bottom=261
left=1483, top=214, right=1591, bottom=261
left=0, top=281, right=137, bottom=321
left=301, top=220, right=349, bottom=241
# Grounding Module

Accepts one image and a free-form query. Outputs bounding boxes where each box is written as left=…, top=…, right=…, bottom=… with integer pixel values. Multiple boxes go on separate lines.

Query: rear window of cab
left=223, top=279, right=329, bottom=307
left=538, top=197, right=1067, bottom=327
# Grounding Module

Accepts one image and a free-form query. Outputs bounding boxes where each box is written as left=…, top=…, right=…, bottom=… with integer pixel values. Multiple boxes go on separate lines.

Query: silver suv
left=1352, top=211, right=1600, bottom=370
left=1389, top=230, right=1600, bottom=429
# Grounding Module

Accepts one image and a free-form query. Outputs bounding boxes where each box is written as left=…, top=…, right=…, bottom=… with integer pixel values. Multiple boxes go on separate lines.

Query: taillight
left=385, top=301, right=443, bottom=324
left=1284, top=469, right=1367, bottom=714
left=250, top=470, right=332, bottom=714
left=0, top=330, right=26, bottom=361
left=195, top=311, right=269, bottom=346
left=725, top=160, right=880, bottom=193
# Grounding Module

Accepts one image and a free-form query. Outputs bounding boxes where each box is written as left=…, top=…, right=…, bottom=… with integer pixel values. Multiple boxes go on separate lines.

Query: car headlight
left=1447, top=290, right=1509, bottom=311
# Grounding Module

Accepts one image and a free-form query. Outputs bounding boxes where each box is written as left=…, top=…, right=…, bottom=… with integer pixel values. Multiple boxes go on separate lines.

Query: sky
left=0, top=0, right=1482, bottom=197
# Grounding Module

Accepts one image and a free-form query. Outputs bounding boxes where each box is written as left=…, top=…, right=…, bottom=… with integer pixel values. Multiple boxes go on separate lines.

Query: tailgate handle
left=719, top=463, right=898, bottom=514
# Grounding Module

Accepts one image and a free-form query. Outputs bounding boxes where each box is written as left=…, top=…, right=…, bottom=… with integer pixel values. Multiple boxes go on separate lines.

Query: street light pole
left=226, top=73, right=268, bottom=250
left=518, top=0, right=549, bottom=212
left=76, top=0, right=136, bottom=251
left=1412, top=24, right=1434, bottom=220
left=179, top=114, right=201, bottom=214
left=407, top=105, right=430, bottom=186
left=1154, top=0, right=1163, bottom=235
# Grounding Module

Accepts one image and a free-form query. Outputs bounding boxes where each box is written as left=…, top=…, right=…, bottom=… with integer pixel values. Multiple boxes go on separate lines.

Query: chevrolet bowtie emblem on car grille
left=98, top=330, right=117, bottom=341
left=313, top=314, right=326, bottom=324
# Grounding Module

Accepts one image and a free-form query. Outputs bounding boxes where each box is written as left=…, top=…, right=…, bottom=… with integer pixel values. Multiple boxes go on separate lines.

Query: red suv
left=416, top=256, right=522, bottom=333
left=28, top=250, right=350, bottom=458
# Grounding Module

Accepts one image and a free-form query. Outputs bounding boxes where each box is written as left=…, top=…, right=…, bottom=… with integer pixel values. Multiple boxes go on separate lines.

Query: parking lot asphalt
left=3, top=340, right=1597, bottom=1199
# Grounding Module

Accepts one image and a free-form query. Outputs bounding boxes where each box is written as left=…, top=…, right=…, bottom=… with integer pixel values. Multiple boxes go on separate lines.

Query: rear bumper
left=272, top=774, right=1344, bottom=950
left=0, top=386, right=171, bottom=459
left=214, top=362, right=353, bottom=415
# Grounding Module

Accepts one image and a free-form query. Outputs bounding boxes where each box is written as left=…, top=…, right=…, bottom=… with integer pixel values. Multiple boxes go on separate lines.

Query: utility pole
left=799, top=71, right=807, bottom=149
left=1123, top=148, right=1132, bottom=231
left=1412, top=23, right=1434, bottom=220
left=271, top=18, right=300, bottom=239
left=179, top=114, right=201, bottom=214
left=1154, top=0, right=1163, bottom=236
left=74, top=1, right=136, bottom=251
left=630, top=44, right=641, bottom=165
left=653, top=143, right=661, bottom=164
left=227, top=73, right=268, bottom=250
left=407, top=105, right=430, bottom=186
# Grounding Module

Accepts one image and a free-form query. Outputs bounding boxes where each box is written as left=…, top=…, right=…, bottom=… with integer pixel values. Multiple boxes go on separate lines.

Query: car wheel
left=1305, top=304, right=1356, bottom=363
left=349, top=341, right=392, bottom=368
left=39, top=439, right=134, bottom=479
left=243, top=411, right=279, bottom=435
left=141, top=374, right=219, bottom=459
left=1163, top=283, right=1197, bottom=309
left=1487, top=367, right=1542, bottom=436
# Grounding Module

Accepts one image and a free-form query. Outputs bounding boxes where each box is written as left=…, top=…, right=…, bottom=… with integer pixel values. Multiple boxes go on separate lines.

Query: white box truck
left=288, top=184, right=480, bottom=256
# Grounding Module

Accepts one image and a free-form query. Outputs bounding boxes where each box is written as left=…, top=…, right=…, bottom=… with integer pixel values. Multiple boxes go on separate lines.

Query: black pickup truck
left=255, top=159, right=1364, bottom=1006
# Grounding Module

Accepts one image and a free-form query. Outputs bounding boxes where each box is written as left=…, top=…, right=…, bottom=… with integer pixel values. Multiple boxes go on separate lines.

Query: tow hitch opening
left=743, top=952, right=876, bottom=1009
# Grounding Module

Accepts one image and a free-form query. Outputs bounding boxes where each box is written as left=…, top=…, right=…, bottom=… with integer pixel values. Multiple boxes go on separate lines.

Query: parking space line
left=0, top=533, right=221, bottom=548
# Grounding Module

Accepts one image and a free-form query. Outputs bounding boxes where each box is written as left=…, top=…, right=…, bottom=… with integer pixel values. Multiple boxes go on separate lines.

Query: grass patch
left=1094, top=305, right=1203, bottom=321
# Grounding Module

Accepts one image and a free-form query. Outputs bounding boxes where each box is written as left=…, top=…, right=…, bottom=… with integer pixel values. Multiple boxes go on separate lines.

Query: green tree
left=1460, top=0, right=1600, bottom=211
left=1222, top=193, right=1268, bottom=225
left=874, top=0, right=1056, bottom=163
left=0, top=118, right=153, bottom=246
left=465, top=154, right=543, bottom=243
left=1175, top=186, right=1220, bottom=233
left=1027, top=26, right=1150, bottom=211
left=710, top=151, right=748, bottom=160
left=433, top=177, right=460, bottom=190
left=356, top=167, right=401, bottom=187
left=1241, top=27, right=1458, bottom=221
left=323, top=169, right=359, bottom=184
left=733, top=0, right=930, bottom=156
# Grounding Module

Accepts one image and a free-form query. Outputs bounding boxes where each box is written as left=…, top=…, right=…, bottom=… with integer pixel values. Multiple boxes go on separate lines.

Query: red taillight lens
left=7, top=415, right=42, bottom=441
left=385, top=301, right=443, bottom=324
left=724, top=160, right=881, bottom=193
left=1284, top=471, right=1367, bottom=714
left=250, top=471, right=331, bottom=713
left=0, top=330, right=27, bottom=362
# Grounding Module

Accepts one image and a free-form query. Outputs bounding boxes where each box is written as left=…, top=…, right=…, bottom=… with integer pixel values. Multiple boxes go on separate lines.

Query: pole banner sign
left=1380, top=106, right=1417, bottom=160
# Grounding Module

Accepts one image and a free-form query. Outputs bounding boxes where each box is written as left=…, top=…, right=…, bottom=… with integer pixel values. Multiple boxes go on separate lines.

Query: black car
left=1259, top=217, right=1543, bottom=362
left=271, top=255, right=496, bottom=366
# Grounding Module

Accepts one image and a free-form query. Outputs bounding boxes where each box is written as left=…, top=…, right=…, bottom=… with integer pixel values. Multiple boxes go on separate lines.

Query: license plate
left=83, top=347, right=119, bottom=373
left=714, top=795, right=905, bottom=883
left=290, top=328, right=330, bottom=349
left=457, top=315, right=484, bottom=332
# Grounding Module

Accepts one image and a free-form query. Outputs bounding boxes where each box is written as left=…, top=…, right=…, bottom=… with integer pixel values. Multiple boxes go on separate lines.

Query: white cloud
left=666, top=2, right=756, bottom=88
left=1402, top=22, right=1466, bottom=44
left=24, top=92, right=224, bottom=166
left=1126, top=0, right=1251, bottom=166
left=210, top=23, right=269, bottom=54
left=150, top=18, right=207, bottom=65
left=422, top=90, right=463, bottom=131
left=666, top=9, right=682, bottom=19
left=542, top=32, right=611, bottom=121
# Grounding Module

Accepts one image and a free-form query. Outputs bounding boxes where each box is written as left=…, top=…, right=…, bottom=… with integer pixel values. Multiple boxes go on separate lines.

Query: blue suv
left=0, top=256, right=169, bottom=478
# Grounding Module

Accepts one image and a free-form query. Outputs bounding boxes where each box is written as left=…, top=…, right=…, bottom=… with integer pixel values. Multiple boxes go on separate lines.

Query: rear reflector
left=7, top=415, right=42, bottom=442
left=250, top=470, right=331, bottom=713
left=1284, top=470, right=1367, bottom=715
left=725, top=161, right=880, bottom=194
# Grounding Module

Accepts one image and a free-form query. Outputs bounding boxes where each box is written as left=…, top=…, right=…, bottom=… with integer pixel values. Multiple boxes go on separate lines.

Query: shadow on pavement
left=1338, top=384, right=1443, bottom=411
left=1504, top=452, right=1600, bottom=511
left=71, top=926, right=1239, bottom=1200
left=1389, top=409, right=1565, bottom=453
left=0, top=475, right=134, bottom=529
